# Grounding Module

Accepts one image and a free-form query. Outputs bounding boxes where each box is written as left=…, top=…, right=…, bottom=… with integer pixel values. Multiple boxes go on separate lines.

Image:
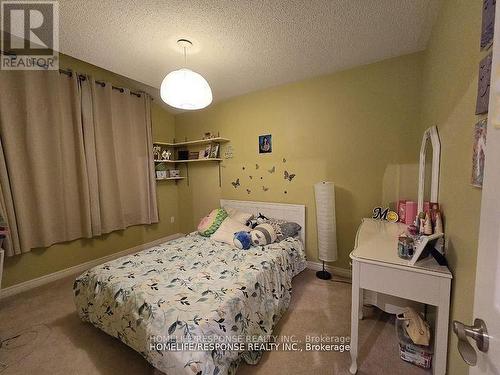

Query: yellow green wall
left=2, top=55, right=179, bottom=287
left=174, top=52, right=424, bottom=268
left=3, top=9, right=485, bottom=375
left=419, top=0, right=483, bottom=373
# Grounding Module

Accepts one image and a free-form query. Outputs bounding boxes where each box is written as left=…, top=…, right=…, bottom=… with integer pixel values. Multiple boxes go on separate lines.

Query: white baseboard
left=0, top=233, right=184, bottom=299
left=307, top=261, right=352, bottom=279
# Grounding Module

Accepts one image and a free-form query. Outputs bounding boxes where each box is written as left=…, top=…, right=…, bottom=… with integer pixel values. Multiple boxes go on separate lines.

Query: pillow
left=250, top=223, right=277, bottom=246
left=211, top=217, right=250, bottom=245
left=267, top=219, right=302, bottom=241
left=198, top=208, right=228, bottom=237
left=225, top=207, right=254, bottom=225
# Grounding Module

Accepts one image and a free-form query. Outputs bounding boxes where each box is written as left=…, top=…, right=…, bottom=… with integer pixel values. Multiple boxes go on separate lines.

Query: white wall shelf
left=154, top=137, right=229, bottom=147
left=156, top=177, right=185, bottom=181
left=153, top=137, right=229, bottom=187
left=154, top=158, right=223, bottom=163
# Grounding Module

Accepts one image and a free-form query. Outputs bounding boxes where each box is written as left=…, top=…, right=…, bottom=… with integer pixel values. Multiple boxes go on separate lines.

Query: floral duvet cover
left=73, top=234, right=306, bottom=375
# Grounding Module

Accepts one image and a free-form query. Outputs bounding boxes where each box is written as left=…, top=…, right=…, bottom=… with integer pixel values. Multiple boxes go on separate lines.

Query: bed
left=73, top=200, right=306, bottom=375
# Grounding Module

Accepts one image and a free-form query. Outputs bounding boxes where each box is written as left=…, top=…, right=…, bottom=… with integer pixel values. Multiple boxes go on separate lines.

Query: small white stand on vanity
left=348, top=218, right=452, bottom=375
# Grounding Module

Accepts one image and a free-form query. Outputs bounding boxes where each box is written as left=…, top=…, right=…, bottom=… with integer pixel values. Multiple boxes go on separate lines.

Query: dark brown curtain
left=0, top=71, right=92, bottom=256
left=0, top=71, right=158, bottom=256
left=80, top=76, right=158, bottom=235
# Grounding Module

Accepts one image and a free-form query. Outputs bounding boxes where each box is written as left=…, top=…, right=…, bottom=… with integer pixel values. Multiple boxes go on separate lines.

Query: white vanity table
left=349, top=218, right=452, bottom=375
left=349, top=125, right=450, bottom=374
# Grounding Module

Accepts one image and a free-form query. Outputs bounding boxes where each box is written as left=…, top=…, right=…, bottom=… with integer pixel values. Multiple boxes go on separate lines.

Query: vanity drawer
left=358, top=261, right=446, bottom=306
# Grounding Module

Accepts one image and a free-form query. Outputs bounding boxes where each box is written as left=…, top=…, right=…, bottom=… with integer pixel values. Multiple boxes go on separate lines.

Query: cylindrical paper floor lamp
left=314, top=182, right=338, bottom=280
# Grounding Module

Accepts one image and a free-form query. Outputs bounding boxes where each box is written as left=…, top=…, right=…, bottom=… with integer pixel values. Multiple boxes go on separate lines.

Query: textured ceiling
left=59, top=0, right=441, bottom=110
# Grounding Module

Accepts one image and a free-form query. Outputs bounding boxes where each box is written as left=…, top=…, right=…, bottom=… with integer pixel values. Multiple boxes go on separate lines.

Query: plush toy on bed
left=233, top=231, right=252, bottom=250
left=250, top=223, right=277, bottom=246
left=246, top=213, right=269, bottom=228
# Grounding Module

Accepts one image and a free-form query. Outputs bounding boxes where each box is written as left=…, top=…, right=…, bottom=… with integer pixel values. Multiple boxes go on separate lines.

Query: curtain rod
left=59, top=68, right=146, bottom=98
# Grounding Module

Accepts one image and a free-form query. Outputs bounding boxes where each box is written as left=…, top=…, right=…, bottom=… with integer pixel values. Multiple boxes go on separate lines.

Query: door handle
left=452, top=318, right=489, bottom=366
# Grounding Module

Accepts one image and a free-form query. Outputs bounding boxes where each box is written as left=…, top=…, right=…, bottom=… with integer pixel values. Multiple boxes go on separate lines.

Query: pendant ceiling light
left=160, top=39, right=213, bottom=110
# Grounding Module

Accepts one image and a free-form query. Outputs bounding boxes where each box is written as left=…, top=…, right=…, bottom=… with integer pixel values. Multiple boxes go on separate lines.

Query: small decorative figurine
left=424, top=212, right=433, bottom=235
left=435, top=211, right=444, bottom=234
left=372, top=207, right=399, bottom=223
left=419, top=212, right=426, bottom=234
left=156, top=170, right=167, bottom=179
left=161, top=150, right=171, bottom=160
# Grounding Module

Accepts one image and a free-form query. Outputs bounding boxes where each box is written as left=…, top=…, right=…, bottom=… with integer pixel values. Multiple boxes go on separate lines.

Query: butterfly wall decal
left=246, top=189, right=251, bottom=194
left=249, top=175, right=253, bottom=179
left=282, top=158, right=287, bottom=163
left=255, top=164, right=259, bottom=169
left=268, top=166, right=275, bottom=173
left=231, top=178, right=240, bottom=188
left=262, top=186, right=269, bottom=191
left=284, top=171, right=296, bottom=182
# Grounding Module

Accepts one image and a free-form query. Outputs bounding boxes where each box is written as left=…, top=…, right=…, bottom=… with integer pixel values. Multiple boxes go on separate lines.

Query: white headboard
left=220, top=199, right=306, bottom=244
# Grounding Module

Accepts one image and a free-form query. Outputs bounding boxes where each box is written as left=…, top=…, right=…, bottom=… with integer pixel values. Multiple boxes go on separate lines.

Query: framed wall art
left=471, top=119, right=488, bottom=188
left=259, top=134, right=272, bottom=154
left=481, top=0, right=496, bottom=50
left=476, top=53, right=492, bottom=115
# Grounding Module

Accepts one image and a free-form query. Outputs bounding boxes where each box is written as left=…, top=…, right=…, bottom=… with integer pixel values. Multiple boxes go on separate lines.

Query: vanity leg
left=350, top=260, right=361, bottom=374
left=433, top=280, right=451, bottom=375
left=359, top=288, right=364, bottom=320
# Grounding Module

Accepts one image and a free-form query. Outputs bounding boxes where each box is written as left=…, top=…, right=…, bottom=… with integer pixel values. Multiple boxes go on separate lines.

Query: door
left=461, top=1, right=500, bottom=373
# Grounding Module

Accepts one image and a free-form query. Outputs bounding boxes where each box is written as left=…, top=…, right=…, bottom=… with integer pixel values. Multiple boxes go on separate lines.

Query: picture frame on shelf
left=153, top=145, right=161, bottom=160
left=210, top=143, right=220, bottom=158
left=170, top=169, right=180, bottom=178
left=203, top=144, right=212, bottom=158
left=178, top=150, right=189, bottom=160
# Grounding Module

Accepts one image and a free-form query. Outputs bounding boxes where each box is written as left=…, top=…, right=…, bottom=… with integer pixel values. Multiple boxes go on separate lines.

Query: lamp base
left=316, top=270, right=332, bottom=280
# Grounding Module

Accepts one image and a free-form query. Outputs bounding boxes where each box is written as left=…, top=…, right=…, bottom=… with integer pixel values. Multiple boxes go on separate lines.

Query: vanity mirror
left=409, top=125, right=444, bottom=266
left=417, top=126, right=441, bottom=214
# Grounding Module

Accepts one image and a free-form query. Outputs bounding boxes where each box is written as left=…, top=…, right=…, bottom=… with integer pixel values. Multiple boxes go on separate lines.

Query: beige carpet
left=0, top=269, right=429, bottom=375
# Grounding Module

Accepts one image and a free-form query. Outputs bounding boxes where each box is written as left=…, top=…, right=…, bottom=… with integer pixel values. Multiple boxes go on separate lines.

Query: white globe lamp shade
left=160, top=68, right=212, bottom=110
